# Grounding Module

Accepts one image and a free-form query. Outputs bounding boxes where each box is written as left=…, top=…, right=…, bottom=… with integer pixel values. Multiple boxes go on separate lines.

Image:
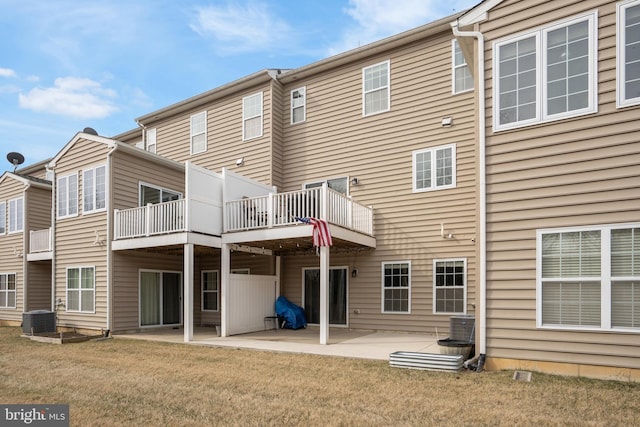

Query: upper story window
left=434, top=259, right=467, bottom=314
left=412, top=144, right=456, bottom=193
left=0, top=202, right=5, bottom=235
left=291, top=87, right=306, bottom=124
left=190, top=111, right=207, bottom=155
left=538, top=224, right=640, bottom=331
left=0, top=273, right=16, bottom=309
left=243, top=92, right=263, bottom=141
left=139, top=183, right=181, bottom=206
left=382, top=261, right=411, bottom=313
left=83, top=165, right=106, bottom=214
left=8, top=197, right=23, bottom=234
left=57, top=173, right=78, bottom=219
left=363, top=60, right=390, bottom=116
left=617, top=0, right=640, bottom=107
left=146, top=128, right=157, bottom=154
left=453, top=40, right=474, bottom=94
left=493, top=11, right=597, bottom=131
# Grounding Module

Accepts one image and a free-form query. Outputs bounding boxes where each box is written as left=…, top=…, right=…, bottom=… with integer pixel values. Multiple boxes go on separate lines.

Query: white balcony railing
left=114, top=199, right=185, bottom=240
left=224, top=187, right=373, bottom=235
left=30, top=228, right=52, bottom=253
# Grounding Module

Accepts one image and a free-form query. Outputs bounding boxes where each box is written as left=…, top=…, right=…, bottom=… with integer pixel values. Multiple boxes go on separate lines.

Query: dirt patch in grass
left=1, top=326, right=639, bottom=426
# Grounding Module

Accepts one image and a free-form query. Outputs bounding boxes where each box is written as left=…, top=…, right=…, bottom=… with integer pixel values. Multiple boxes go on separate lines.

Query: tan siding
left=480, top=0, right=640, bottom=370
left=149, top=83, right=276, bottom=186
left=270, top=79, right=284, bottom=190
left=279, top=29, right=478, bottom=333
left=54, top=139, right=110, bottom=330
left=26, top=262, right=51, bottom=311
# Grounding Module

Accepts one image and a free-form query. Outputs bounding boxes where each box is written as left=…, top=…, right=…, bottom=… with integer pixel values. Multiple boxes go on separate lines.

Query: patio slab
left=115, top=326, right=441, bottom=361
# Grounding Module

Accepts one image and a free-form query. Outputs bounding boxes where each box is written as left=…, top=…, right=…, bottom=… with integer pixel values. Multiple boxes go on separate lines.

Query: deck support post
left=184, top=243, right=194, bottom=343
left=221, top=242, right=231, bottom=337
left=319, top=245, right=330, bottom=345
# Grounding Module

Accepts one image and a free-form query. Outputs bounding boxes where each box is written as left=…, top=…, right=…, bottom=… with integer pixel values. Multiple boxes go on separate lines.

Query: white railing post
left=145, top=203, right=152, bottom=236
left=267, top=193, right=274, bottom=228
left=114, top=209, right=120, bottom=240
left=321, top=183, right=328, bottom=221
left=48, top=227, right=53, bottom=251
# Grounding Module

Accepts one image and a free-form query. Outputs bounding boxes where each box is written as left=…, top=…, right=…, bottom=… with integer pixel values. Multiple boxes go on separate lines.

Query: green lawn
left=1, top=327, right=639, bottom=426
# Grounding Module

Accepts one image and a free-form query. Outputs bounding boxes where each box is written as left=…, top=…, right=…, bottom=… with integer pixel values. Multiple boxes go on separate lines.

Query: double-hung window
left=0, top=201, right=6, bottom=235
left=382, top=261, right=410, bottom=313
left=243, top=92, right=263, bottom=140
left=494, top=11, right=597, bottom=130
left=363, top=60, right=390, bottom=116
left=190, top=111, right=207, bottom=154
left=434, top=259, right=467, bottom=314
left=8, top=197, right=23, bottom=233
left=617, top=0, right=640, bottom=107
left=0, top=273, right=16, bottom=309
left=201, top=270, right=219, bottom=312
left=413, top=144, right=456, bottom=192
left=291, top=87, right=306, bottom=124
left=453, top=40, right=474, bottom=94
left=66, top=266, right=95, bottom=313
left=57, top=173, right=78, bottom=219
left=538, top=224, right=640, bottom=331
left=83, top=165, right=106, bottom=214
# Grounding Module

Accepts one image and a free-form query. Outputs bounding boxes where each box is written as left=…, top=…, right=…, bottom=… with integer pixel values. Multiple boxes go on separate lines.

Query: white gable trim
left=457, top=0, right=505, bottom=26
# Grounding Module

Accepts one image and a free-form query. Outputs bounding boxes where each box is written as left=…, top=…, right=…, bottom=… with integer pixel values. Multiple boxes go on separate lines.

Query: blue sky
left=0, top=0, right=478, bottom=171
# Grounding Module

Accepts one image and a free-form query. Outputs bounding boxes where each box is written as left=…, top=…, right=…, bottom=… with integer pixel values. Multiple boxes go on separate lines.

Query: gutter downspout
left=106, top=144, right=117, bottom=334
left=451, top=21, right=486, bottom=370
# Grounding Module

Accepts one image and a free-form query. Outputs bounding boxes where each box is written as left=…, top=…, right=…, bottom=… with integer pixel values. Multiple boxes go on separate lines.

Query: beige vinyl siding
left=270, top=79, right=285, bottom=190
left=25, top=185, right=52, bottom=311
left=0, top=178, right=25, bottom=321
left=279, top=29, right=477, bottom=333
left=147, top=83, right=277, bottom=187
left=54, top=138, right=109, bottom=330
left=481, top=0, right=640, bottom=369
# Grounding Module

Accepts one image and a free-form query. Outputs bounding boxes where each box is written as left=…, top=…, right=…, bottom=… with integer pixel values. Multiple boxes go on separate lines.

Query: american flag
left=295, top=217, right=333, bottom=247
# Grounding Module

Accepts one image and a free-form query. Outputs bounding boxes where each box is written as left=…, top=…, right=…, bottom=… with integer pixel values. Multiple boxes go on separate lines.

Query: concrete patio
left=114, top=326, right=442, bottom=361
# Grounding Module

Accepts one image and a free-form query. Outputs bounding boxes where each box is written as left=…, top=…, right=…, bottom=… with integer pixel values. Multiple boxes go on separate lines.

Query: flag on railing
left=295, top=217, right=333, bottom=247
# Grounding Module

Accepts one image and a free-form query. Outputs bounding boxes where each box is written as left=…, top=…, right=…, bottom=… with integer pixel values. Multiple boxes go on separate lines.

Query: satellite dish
left=7, top=152, right=25, bottom=172
left=83, top=127, right=98, bottom=136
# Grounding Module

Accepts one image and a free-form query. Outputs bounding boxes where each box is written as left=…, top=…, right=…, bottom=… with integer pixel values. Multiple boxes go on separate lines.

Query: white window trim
left=433, top=258, right=468, bottom=315
left=190, top=111, right=207, bottom=155
left=0, top=201, right=5, bottom=235
left=0, top=272, right=17, bottom=309
left=412, top=143, right=457, bottom=193
left=242, top=92, right=263, bottom=141
left=536, top=222, right=640, bottom=333
left=362, top=60, right=391, bottom=117
left=381, top=260, right=411, bottom=314
left=452, top=40, right=473, bottom=94
left=82, top=165, right=106, bottom=215
left=8, top=197, right=24, bottom=234
left=493, top=10, right=598, bottom=131
left=291, top=86, right=306, bottom=124
left=66, top=266, right=96, bottom=314
left=57, top=173, right=78, bottom=220
left=138, top=182, right=183, bottom=206
left=617, top=0, right=640, bottom=108
left=146, top=127, right=157, bottom=154
left=201, top=270, right=219, bottom=312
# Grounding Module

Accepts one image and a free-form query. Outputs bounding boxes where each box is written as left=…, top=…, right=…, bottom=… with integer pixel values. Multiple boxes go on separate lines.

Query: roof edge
left=457, top=0, right=504, bottom=27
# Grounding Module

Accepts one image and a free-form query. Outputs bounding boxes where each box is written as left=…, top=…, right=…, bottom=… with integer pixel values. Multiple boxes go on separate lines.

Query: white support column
left=221, top=242, right=231, bottom=337
left=319, top=245, right=330, bottom=345
left=183, top=243, right=194, bottom=343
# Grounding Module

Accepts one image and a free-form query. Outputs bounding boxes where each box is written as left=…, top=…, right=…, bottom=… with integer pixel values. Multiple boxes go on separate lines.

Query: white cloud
left=18, top=77, right=118, bottom=119
left=329, top=0, right=471, bottom=55
left=0, top=68, right=17, bottom=78
left=190, top=1, right=291, bottom=53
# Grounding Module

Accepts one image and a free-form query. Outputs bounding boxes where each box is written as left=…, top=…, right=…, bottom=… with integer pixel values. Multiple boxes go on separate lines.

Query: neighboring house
left=454, top=0, right=640, bottom=380
left=0, top=161, right=52, bottom=325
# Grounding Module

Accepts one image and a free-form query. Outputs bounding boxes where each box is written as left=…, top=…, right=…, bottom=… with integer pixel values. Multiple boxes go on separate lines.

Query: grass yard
left=1, top=327, right=639, bottom=426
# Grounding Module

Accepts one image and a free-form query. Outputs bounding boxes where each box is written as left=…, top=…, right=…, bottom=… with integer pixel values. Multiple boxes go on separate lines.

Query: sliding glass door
left=303, top=267, right=348, bottom=326
left=140, top=271, right=182, bottom=327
